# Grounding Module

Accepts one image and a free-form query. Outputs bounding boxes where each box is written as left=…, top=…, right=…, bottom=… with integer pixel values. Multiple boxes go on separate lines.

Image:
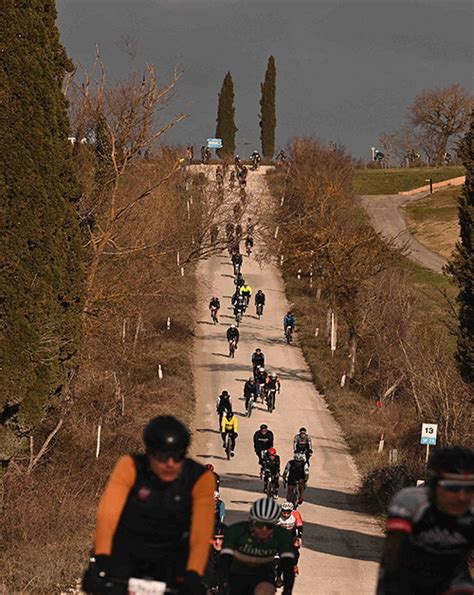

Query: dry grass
left=403, top=187, right=459, bottom=259
left=0, top=158, right=203, bottom=593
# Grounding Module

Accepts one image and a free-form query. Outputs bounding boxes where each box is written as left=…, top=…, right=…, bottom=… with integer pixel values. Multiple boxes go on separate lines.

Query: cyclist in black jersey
left=377, top=446, right=474, bottom=595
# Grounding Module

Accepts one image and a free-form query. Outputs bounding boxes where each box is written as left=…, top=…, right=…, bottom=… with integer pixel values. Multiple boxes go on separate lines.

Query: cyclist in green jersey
left=220, top=498, right=295, bottom=595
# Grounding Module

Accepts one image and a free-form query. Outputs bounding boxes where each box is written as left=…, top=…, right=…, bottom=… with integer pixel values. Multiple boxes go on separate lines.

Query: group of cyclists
left=82, top=162, right=473, bottom=595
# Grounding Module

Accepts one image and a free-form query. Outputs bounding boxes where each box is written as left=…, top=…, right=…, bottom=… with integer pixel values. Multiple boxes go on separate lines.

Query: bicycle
left=263, top=468, right=278, bottom=499
left=266, top=388, right=276, bottom=413
left=93, top=575, right=179, bottom=595
left=245, top=240, right=253, bottom=257
left=246, top=394, right=255, bottom=418
left=234, top=309, right=242, bottom=326
left=286, top=479, right=305, bottom=509
left=224, top=432, right=233, bottom=460
left=211, top=307, right=219, bottom=324
left=256, top=302, right=264, bottom=319
left=285, top=325, right=293, bottom=344
left=228, top=339, right=237, bottom=358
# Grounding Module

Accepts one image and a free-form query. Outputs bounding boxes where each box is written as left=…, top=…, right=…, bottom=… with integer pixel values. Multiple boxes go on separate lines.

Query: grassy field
left=403, top=187, right=460, bottom=259
left=355, top=166, right=464, bottom=195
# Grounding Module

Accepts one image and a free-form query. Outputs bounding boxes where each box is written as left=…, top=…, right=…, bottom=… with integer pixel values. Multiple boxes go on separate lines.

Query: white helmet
left=250, top=498, right=281, bottom=525
left=259, top=366, right=265, bottom=373
left=271, top=372, right=277, bottom=379
left=214, top=491, right=220, bottom=499
left=281, top=501, right=294, bottom=512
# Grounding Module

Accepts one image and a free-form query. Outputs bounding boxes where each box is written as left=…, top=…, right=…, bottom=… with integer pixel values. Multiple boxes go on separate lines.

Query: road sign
left=420, top=423, right=437, bottom=445
left=207, top=138, right=222, bottom=149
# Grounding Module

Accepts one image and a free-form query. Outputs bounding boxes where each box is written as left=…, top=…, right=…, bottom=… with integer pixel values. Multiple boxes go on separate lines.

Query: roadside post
left=425, top=178, right=433, bottom=193
left=420, top=423, right=437, bottom=465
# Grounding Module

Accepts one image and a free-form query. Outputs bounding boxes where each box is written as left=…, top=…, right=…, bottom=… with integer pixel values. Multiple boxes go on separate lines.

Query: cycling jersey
left=265, top=377, right=280, bottom=391
left=377, top=486, right=474, bottom=595
left=284, top=460, right=309, bottom=484
left=284, top=314, right=295, bottom=328
left=278, top=511, right=303, bottom=537
left=240, top=285, right=252, bottom=296
left=226, top=328, right=240, bottom=342
left=222, top=521, right=294, bottom=574
left=216, top=395, right=232, bottom=412
left=262, top=454, right=280, bottom=476
left=94, top=455, right=215, bottom=578
left=221, top=416, right=238, bottom=434
left=253, top=430, right=274, bottom=453
left=293, top=434, right=313, bottom=453
left=209, top=299, right=220, bottom=310
left=255, top=292, right=265, bottom=304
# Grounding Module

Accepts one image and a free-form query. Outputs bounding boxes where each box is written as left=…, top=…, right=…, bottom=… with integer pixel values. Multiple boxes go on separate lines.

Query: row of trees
left=379, top=84, right=473, bottom=166
left=215, top=56, right=277, bottom=158
left=266, top=137, right=472, bottom=450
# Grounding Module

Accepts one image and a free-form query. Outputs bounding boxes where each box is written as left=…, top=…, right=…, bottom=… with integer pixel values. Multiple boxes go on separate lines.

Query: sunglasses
left=439, top=481, right=474, bottom=493
left=213, top=536, right=224, bottom=541
left=253, top=521, right=275, bottom=530
left=150, top=451, right=185, bottom=463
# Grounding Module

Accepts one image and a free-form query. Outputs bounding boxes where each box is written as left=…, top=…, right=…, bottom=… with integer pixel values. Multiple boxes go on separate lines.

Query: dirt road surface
left=360, top=194, right=447, bottom=273
left=192, top=168, right=382, bottom=594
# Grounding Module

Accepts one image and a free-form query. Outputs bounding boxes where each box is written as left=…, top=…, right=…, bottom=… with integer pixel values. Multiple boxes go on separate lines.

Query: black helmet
left=260, top=424, right=268, bottom=430
left=427, top=446, right=474, bottom=486
left=143, top=415, right=190, bottom=455
left=214, top=522, right=227, bottom=536
left=222, top=390, right=229, bottom=396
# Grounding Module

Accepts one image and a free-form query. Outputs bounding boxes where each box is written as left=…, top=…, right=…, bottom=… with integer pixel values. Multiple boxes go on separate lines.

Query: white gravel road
left=191, top=168, right=382, bottom=595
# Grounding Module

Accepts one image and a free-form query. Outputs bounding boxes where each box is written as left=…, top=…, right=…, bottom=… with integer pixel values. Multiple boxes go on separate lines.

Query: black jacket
left=253, top=430, right=274, bottom=452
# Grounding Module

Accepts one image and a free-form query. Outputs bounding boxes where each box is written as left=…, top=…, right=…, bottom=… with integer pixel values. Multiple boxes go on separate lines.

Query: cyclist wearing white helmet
left=283, top=453, right=309, bottom=506
left=278, top=502, right=304, bottom=576
left=220, top=498, right=295, bottom=594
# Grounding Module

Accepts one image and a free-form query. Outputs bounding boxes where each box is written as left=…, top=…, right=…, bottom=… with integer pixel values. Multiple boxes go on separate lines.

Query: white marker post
left=274, top=226, right=279, bottom=239
left=420, top=423, right=437, bottom=465
left=166, top=317, right=171, bottom=331
left=158, top=365, right=163, bottom=380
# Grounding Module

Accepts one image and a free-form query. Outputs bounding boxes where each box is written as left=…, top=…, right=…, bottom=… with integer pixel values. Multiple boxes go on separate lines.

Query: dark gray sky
left=57, top=0, right=473, bottom=159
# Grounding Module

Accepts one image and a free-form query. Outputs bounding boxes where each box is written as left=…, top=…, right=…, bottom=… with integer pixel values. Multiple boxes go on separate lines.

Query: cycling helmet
left=230, top=324, right=236, bottom=329
left=143, top=416, right=190, bottom=455
left=214, top=491, right=220, bottom=500
left=249, top=377, right=254, bottom=382
left=268, top=447, right=277, bottom=456
left=299, top=427, right=307, bottom=433
left=294, top=452, right=306, bottom=462
left=426, top=447, right=474, bottom=487
left=205, top=463, right=215, bottom=472
left=287, top=311, right=292, bottom=315
left=225, top=411, right=233, bottom=419
left=271, top=372, right=277, bottom=379
left=249, top=498, right=281, bottom=524
left=222, top=390, right=229, bottom=396
left=260, top=424, right=268, bottom=430
left=259, top=367, right=265, bottom=373
left=214, top=523, right=227, bottom=536
left=281, top=501, right=294, bottom=512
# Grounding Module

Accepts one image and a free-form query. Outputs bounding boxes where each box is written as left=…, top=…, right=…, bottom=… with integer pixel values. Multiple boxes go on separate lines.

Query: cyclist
left=216, top=165, right=224, bottom=188
left=234, top=155, right=242, bottom=168
left=216, top=391, right=233, bottom=427
left=205, top=147, right=212, bottom=163
left=261, top=447, right=281, bottom=498
left=255, top=366, right=268, bottom=400
left=82, top=416, right=215, bottom=595
left=251, top=348, right=265, bottom=377
left=203, top=523, right=227, bottom=594
left=283, top=453, right=309, bottom=507
left=245, top=235, right=254, bottom=255
left=232, top=252, right=243, bottom=275
left=225, top=222, right=235, bottom=241
left=235, top=223, right=243, bottom=241
left=229, top=170, right=236, bottom=189
left=255, top=290, right=266, bottom=316
left=205, top=463, right=220, bottom=490
left=234, top=272, right=245, bottom=291
left=250, top=150, right=261, bottom=170
left=233, top=295, right=246, bottom=323
left=293, top=427, right=313, bottom=464
left=377, top=446, right=474, bottom=595
left=214, top=491, right=226, bottom=524
left=277, top=502, right=303, bottom=575
left=239, top=282, right=252, bottom=305
left=220, top=498, right=295, bottom=595
left=226, top=324, right=240, bottom=352
left=265, top=372, right=281, bottom=402
left=221, top=411, right=238, bottom=457
left=243, top=377, right=258, bottom=412
left=209, top=296, right=220, bottom=323
left=238, top=166, right=248, bottom=188
left=283, top=311, right=296, bottom=340
left=253, top=424, right=274, bottom=467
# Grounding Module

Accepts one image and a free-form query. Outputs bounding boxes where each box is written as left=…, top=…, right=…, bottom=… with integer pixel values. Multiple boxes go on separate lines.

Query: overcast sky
left=57, top=0, right=473, bottom=159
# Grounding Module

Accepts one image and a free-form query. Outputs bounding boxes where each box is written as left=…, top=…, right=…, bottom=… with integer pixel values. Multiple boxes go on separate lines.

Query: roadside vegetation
left=404, top=187, right=459, bottom=259
left=355, top=166, right=464, bottom=195
left=1, top=44, right=233, bottom=595
left=265, top=139, right=472, bottom=512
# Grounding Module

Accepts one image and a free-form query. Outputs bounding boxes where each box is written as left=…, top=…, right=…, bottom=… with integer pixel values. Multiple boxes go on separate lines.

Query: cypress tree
left=259, top=56, right=277, bottom=159
left=215, top=72, right=238, bottom=158
left=446, top=113, right=474, bottom=386
left=0, top=0, right=83, bottom=461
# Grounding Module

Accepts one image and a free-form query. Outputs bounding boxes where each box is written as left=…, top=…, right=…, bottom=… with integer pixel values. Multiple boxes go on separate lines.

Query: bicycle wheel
left=247, top=399, right=253, bottom=417
left=226, top=436, right=231, bottom=460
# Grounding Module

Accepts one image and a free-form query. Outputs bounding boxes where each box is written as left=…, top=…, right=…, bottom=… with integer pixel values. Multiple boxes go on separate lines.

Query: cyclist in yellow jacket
left=221, top=411, right=239, bottom=457
left=239, top=283, right=252, bottom=306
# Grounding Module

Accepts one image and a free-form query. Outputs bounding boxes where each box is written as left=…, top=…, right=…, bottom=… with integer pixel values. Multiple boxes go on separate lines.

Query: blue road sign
left=420, top=436, right=436, bottom=445
left=207, top=138, right=223, bottom=149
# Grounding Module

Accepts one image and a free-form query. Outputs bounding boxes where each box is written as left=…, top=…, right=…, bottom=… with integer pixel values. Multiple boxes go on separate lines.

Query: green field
left=355, top=166, right=464, bottom=195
